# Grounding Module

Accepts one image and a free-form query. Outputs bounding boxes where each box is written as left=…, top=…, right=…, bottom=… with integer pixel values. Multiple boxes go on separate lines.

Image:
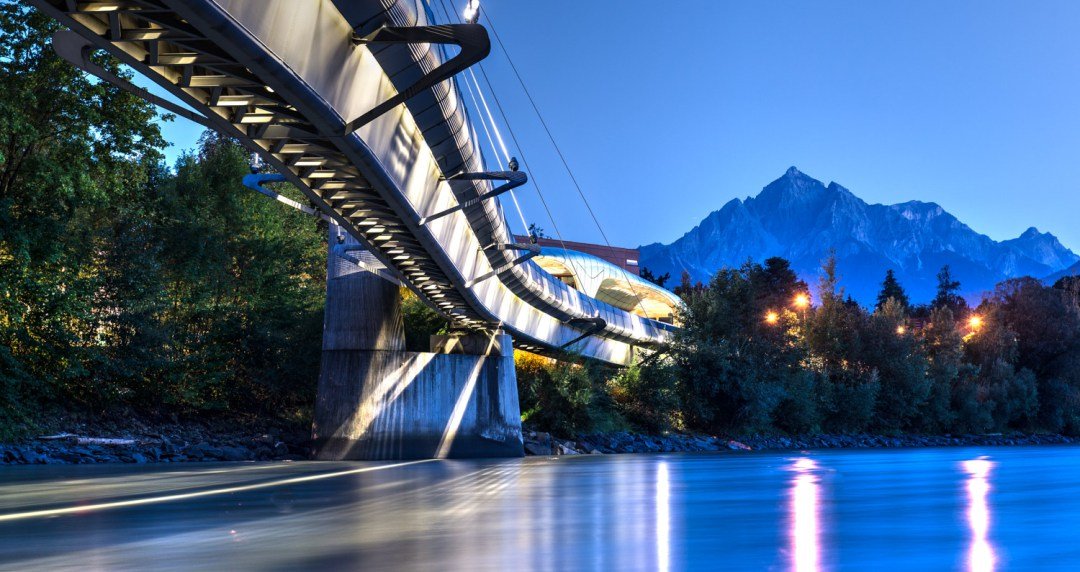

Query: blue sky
left=151, top=0, right=1080, bottom=250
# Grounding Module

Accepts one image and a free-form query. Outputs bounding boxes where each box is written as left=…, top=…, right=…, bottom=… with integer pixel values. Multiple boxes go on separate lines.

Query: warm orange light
left=969, top=316, right=983, bottom=330
left=896, top=325, right=906, bottom=335
left=765, top=311, right=780, bottom=325
left=793, top=293, right=810, bottom=309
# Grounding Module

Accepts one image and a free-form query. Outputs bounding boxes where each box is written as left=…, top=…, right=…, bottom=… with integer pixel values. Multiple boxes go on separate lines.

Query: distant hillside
left=640, top=167, right=1079, bottom=304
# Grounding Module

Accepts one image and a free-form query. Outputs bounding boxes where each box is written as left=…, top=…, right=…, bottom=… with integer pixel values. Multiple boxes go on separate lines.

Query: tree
left=804, top=254, right=879, bottom=433
left=639, top=267, right=670, bottom=288
left=526, top=222, right=548, bottom=239
left=875, top=269, right=910, bottom=312
left=0, top=3, right=166, bottom=431
left=920, top=306, right=965, bottom=432
left=749, top=257, right=809, bottom=313
left=864, top=297, right=930, bottom=432
left=669, top=260, right=808, bottom=433
left=673, top=269, right=704, bottom=298
left=932, top=265, right=968, bottom=315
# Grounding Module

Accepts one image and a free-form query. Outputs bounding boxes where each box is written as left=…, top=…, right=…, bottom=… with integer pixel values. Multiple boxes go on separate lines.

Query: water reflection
left=657, top=462, right=670, bottom=572
left=962, top=458, right=995, bottom=572
left=789, top=457, right=821, bottom=572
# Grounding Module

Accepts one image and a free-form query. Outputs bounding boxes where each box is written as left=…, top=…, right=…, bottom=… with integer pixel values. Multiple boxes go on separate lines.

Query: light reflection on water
left=656, top=462, right=670, bottom=572
left=963, top=458, right=996, bottom=572
left=789, top=457, right=821, bottom=572
left=2, top=448, right=1077, bottom=570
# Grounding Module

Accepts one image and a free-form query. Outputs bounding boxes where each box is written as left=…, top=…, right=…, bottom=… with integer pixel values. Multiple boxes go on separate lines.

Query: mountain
left=1044, top=259, right=1080, bottom=286
left=639, top=167, right=1079, bottom=305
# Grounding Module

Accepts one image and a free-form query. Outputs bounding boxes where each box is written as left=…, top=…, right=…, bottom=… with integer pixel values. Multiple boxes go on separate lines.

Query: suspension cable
left=478, top=4, right=654, bottom=319
left=435, top=0, right=598, bottom=317
left=461, top=69, right=531, bottom=234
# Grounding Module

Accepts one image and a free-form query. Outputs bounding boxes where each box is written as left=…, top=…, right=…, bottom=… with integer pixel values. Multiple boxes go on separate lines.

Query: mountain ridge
left=639, top=167, right=1078, bottom=304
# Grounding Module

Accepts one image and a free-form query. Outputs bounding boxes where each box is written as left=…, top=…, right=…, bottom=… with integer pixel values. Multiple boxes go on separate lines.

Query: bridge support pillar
left=311, top=227, right=523, bottom=460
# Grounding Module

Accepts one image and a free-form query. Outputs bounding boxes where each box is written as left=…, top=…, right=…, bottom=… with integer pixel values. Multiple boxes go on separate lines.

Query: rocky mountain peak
left=639, top=168, right=1078, bottom=304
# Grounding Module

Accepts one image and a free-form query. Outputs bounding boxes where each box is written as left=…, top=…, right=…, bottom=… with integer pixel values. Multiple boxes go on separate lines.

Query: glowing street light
left=896, top=325, right=906, bottom=335
left=765, top=311, right=780, bottom=325
left=793, top=293, right=811, bottom=309
left=463, top=0, right=480, bottom=23
left=968, top=315, right=983, bottom=331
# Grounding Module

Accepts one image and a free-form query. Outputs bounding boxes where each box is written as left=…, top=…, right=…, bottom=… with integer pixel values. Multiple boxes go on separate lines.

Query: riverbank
left=0, top=417, right=310, bottom=465
left=3, top=420, right=1076, bottom=465
left=523, top=429, right=1079, bottom=456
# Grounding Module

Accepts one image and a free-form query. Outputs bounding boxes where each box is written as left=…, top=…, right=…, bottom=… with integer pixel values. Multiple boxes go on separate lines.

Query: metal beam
left=420, top=170, right=526, bottom=225
left=342, top=24, right=490, bottom=135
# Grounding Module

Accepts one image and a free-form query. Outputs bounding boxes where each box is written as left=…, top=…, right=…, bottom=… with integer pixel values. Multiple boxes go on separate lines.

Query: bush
left=773, top=369, right=820, bottom=434
left=608, top=358, right=680, bottom=432
left=401, top=288, right=448, bottom=352
left=516, top=351, right=626, bottom=435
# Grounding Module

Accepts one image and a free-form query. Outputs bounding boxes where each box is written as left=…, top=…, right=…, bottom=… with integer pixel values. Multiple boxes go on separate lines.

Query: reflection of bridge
left=33, top=0, right=682, bottom=459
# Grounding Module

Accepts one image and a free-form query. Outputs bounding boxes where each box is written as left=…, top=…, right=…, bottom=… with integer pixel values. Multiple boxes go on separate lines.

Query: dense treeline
left=523, top=256, right=1080, bottom=438
left=0, top=6, right=325, bottom=437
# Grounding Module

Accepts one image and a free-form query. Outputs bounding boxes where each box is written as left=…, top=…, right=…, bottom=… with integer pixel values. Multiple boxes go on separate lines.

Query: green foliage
left=670, top=259, right=808, bottom=433
left=920, top=307, right=964, bottom=432
left=400, top=287, right=448, bottom=352
left=876, top=269, right=910, bottom=311
left=803, top=255, right=879, bottom=433
left=639, top=267, right=670, bottom=288
left=864, top=299, right=930, bottom=432
left=608, top=358, right=680, bottom=432
left=932, top=264, right=968, bottom=315
left=0, top=4, right=325, bottom=434
left=516, top=352, right=626, bottom=435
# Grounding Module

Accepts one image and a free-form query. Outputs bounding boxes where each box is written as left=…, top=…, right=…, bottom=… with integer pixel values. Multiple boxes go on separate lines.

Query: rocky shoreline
left=3, top=422, right=1076, bottom=465
left=0, top=419, right=310, bottom=466
left=523, top=430, right=1079, bottom=456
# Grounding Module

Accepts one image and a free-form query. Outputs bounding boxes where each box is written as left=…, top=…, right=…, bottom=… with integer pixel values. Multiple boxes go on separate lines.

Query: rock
left=22, top=449, right=47, bottom=464
left=523, top=441, right=552, bottom=456
left=130, top=453, right=148, bottom=464
left=219, top=446, right=249, bottom=462
left=727, top=440, right=751, bottom=451
left=589, top=449, right=603, bottom=455
left=185, top=443, right=210, bottom=460
left=557, top=443, right=579, bottom=455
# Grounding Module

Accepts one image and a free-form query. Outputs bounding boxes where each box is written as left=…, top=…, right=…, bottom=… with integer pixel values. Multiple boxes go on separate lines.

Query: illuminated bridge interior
left=31, top=0, right=682, bottom=365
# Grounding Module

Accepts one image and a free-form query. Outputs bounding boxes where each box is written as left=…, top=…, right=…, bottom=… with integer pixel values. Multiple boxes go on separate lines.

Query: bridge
left=31, top=0, right=682, bottom=460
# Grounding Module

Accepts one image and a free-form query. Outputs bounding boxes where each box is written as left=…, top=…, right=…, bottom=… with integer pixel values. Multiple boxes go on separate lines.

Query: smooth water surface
left=1, top=446, right=1078, bottom=570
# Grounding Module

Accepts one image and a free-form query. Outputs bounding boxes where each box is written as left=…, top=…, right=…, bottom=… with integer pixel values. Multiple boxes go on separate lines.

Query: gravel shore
left=0, top=418, right=310, bottom=465
left=523, top=429, right=1079, bottom=456
left=3, top=421, right=1075, bottom=465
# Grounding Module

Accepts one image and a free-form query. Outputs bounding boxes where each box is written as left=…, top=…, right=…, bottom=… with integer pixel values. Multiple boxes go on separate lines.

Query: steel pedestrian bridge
left=31, top=0, right=680, bottom=366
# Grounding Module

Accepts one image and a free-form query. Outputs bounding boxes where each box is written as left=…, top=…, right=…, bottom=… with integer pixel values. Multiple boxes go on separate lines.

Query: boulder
left=523, top=441, right=552, bottom=456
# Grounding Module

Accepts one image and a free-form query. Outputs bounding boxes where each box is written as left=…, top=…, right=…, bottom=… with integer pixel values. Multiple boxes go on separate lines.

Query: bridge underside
left=312, top=230, right=522, bottom=460
left=29, top=0, right=685, bottom=459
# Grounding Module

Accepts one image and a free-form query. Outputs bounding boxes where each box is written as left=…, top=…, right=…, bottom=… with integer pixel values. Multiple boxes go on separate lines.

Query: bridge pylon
left=311, top=225, right=524, bottom=460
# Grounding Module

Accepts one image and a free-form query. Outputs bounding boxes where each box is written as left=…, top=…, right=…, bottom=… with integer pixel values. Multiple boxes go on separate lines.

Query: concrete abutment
left=311, top=228, right=523, bottom=460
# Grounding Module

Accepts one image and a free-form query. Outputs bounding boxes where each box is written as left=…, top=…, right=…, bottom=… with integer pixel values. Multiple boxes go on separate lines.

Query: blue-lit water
left=1, top=446, right=1077, bottom=570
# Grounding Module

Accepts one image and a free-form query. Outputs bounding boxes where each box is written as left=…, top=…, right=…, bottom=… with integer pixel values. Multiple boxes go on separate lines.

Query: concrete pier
left=311, top=227, right=523, bottom=460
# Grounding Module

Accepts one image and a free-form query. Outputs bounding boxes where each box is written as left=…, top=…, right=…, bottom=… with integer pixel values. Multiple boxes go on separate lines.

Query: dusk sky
left=151, top=0, right=1080, bottom=250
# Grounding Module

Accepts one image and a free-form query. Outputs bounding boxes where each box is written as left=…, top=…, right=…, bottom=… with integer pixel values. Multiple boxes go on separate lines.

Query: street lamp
left=968, top=315, right=983, bottom=330
left=896, top=325, right=906, bottom=335
left=765, top=310, right=779, bottom=325
left=793, top=293, right=810, bottom=310
left=463, top=0, right=480, bottom=23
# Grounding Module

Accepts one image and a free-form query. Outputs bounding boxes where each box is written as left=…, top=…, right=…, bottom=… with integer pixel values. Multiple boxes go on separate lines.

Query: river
left=1, top=446, right=1077, bottom=570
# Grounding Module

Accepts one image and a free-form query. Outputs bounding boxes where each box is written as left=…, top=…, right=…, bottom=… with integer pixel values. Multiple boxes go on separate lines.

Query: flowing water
left=1, top=446, right=1077, bottom=570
